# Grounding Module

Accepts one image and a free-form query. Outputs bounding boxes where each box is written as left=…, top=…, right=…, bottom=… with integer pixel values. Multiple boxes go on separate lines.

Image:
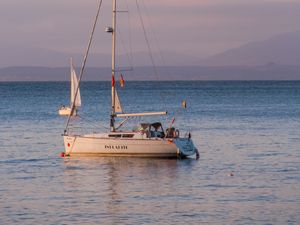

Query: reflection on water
left=61, top=158, right=199, bottom=224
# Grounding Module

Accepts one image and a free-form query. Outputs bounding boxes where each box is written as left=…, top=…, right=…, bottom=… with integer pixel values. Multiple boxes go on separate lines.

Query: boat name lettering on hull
left=105, top=145, right=128, bottom=150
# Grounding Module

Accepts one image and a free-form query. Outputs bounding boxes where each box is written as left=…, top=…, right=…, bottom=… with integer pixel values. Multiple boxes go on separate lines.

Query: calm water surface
left=0, top=81, right=299, bottom=224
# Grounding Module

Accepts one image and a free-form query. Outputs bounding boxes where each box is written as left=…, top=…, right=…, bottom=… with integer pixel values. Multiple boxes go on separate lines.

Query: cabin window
left=108, top=134, right=134, bottom=138
left=122, top=134, right=134, bottom=138
left=108, top=134, right=122, bottom=138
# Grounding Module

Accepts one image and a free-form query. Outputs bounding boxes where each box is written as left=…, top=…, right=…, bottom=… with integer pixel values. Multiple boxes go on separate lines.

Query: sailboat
left=62, top=0, right=198, bottom=159
left=58, top=58, right=81, bottom=116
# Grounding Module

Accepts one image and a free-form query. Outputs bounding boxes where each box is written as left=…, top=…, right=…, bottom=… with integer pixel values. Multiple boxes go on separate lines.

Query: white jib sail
left=115, top=89, right=123, bottom=113
left=70, top=58, right=81, bottom=107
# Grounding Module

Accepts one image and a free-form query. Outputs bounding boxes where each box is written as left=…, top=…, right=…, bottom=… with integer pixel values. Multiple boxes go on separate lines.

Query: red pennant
left=112, top=75, right=115, bottom=87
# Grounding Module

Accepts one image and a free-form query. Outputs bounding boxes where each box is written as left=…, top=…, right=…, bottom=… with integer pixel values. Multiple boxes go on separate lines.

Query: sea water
left=0, top=81, right=299, bottom=224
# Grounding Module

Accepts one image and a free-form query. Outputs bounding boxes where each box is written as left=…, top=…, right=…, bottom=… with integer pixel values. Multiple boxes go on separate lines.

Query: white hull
left=59, top=107, right=77, bottom=116
left=63, top=133, right=197, bottom=158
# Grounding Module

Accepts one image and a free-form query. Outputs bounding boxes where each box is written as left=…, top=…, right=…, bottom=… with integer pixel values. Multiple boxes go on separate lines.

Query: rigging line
left=77, top=115, right=109, bottom=130
left=115, top=117, right=130, bottom=130
left=141, top=0, right=171, bottom=79
left=125, top=0, right=134, bottom=68
left=140, top=0, right=170, bottom=113
left=135, top=0, right=167, bottom=107
left=135, top=0, right=159, bottom=81
left=117, top=28, right=133, bottom=71
left=141, top=0, right=184, bottom=127
left=116, top=0, right=133, bottom=70
left=64, top=0, right=103, bottom=133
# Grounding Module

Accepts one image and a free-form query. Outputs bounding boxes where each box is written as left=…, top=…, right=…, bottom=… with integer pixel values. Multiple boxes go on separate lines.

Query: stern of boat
left=174, top=137, right=198, bottom=158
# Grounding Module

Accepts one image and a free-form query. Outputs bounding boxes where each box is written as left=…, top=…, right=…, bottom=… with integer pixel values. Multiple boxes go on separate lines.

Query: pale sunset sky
left=0, top=0, right=299, bottom=66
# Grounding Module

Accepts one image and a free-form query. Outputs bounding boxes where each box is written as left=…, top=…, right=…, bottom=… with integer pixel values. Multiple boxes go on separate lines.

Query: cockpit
left=136, top=122, right=179, bottom=139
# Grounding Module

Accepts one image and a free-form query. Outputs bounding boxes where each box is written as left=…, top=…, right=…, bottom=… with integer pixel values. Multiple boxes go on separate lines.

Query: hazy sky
left=0, top=0, right=300, bottom=66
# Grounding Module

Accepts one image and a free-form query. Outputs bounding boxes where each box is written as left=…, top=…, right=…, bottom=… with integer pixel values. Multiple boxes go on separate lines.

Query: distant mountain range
left=0, top=30, right=300, bottom=81
left=1, top=30, right=300, bottom=68
left=201, top=30, right=300, bottom=66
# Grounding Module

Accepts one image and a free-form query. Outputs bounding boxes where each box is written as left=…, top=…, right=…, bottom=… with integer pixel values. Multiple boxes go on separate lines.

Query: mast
left=70, top=58, right=74, bottom=107
left=110, top=0, right=117, bottom=131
